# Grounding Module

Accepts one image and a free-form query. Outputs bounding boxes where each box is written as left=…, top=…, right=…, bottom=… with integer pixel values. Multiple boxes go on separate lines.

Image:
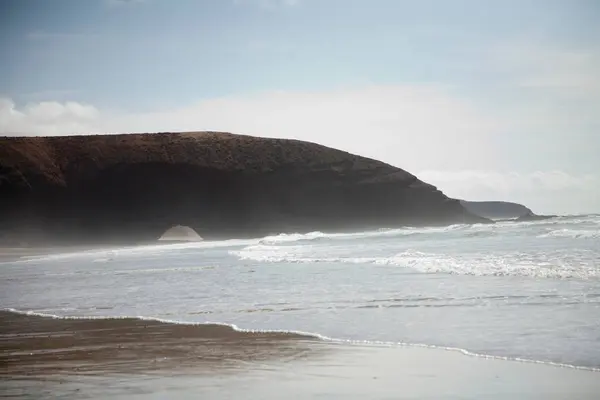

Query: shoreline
left=4, top=307, right=599, bottom=372
left=2, top=310, right=599, bottom=399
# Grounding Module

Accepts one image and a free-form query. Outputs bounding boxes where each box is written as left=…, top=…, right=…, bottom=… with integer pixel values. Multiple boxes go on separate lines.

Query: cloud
left=417, top=170, right=599, bottom=214
left=473, top=40, right=600, bottom=160
left=108, top=85, right=505, bottom=172
left=0, top=98, right=99, bottom=136
left=419, top=170, right=597, bottom=194
left=490, top=42, right=600, bottom=98
left=0, top=85, right=501, bottom=170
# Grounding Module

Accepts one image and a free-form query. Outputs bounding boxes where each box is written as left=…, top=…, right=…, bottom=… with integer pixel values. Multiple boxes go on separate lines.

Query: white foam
left=538, top=229, right=600, bottom=239
left=232, top=245, right=600, bottom=279
left=230, top=244, right=378, bottom=264
left=6, top=239, right=259, bottom=264
left=258, top=224, right=473, bottom=245
left=505, top=214, right=599, bottom=229
left=4, top=308, right=597, bottom=372
left=260, top=231, right=331, bottom=244
left=373, top=250, right=600, bottom=279
left=2, top=308, right=325, bottom=338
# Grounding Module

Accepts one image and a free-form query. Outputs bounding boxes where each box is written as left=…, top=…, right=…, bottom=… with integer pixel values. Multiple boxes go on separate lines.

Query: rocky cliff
left=0, top=132, right=488, bottom=245
left=460, top=200, right=533, bottom=220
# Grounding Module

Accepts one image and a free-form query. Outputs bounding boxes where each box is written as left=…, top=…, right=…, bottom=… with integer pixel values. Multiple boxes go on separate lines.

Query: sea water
left=2, top=215, right=599, bottom=369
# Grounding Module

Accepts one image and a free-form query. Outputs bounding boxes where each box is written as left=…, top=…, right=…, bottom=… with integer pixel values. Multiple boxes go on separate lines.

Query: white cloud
left=0, top=98, right=99, bottom=136
left=103, top=85, right=506, bottom=172
left=490, top=42, right=600, bottom=98
left=418, top=170, right=599, bottom=214
left=0, top=85, right=501, bottom=170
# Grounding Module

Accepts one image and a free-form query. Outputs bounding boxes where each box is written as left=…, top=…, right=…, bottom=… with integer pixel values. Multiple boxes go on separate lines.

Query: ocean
left=2, top=215, right=600, bottom=398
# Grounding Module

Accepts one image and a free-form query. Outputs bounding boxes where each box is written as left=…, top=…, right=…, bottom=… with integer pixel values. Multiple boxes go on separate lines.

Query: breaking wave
left=1, top=308, right=317, bottom=340
left=538, top=229, right=600, bottom=239
left=231, top=246, right=600, bottom=279
left=259, top=224, right=476, bottom=244
left=7, top=214, right=597, bottom=265
left=229, top=214, right=600, bottom=279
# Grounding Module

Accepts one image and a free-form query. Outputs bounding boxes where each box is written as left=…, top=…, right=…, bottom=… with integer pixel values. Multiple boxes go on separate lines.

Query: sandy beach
left=0, top=246, right=103, bottom=263
left=0, top=244, right=151, bottom=263
left=1, top=311, right=598, bottom=399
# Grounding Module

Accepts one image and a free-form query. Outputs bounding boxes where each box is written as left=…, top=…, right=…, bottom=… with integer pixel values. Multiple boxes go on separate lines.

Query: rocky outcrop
left=0, top=131, right=489, bottom=245
left=159, top=225, right=203, bottom=242
left=460, top=200, right=533, bottom=220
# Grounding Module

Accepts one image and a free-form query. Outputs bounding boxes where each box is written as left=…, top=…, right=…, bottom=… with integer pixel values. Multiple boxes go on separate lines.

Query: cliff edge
left=0, top=131, right=488, bottom=245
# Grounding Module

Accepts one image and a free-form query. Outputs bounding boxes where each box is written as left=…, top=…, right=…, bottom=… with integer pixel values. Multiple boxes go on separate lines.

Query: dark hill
left=0, top=131, right=488, bottom=245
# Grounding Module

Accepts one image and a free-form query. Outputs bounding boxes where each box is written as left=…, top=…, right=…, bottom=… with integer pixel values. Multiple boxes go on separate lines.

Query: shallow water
left=2, top=215, right=599, bottom=369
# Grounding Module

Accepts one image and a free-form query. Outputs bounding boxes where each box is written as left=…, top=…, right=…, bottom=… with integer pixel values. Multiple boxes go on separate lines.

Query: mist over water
left=2, top=215, right=599, bottom=369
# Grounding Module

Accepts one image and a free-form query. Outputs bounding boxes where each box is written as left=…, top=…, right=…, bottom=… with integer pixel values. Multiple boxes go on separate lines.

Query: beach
left=2, top=310, right=599, bottom=399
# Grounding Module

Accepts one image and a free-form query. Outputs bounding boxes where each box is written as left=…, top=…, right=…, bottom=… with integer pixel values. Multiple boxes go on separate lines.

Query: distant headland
left=460, top=200, right=555, bottom=221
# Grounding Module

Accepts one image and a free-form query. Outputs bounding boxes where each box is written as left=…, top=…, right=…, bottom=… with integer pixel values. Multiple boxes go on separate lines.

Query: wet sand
left=0, top=246, right=108, bottom=263
left=0, top=248, right=52, bottom=263
left=1, top=311, right=599, bottom=399
left=0, top=311, right=321, bottom=376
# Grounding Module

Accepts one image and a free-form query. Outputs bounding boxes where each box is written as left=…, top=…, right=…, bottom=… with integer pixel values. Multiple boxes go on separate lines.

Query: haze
left=1, top=0, right=599, bottom=214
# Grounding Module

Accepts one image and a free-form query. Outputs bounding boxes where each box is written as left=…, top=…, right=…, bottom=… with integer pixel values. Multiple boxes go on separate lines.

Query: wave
left=257, top=215, right=600, bottom=245
left=3, top=308, right=597, bottom=372
left=373, top=250, right=600, bottom=279
left=231, top=244, right=379, bottom=264
left=0, top=225, right=480, bottom=265
left=232, top=247, right=600, bottom=279
left=500, top=214, right=600, bottom=228
left=258, top=224, right=474, bottom=245
left=8, top=214, right=597, bottom=265
left=1, top=308, right=316, bottom=340
left=538, top=229, right=600, bottom=239
left=260, top=231, right=336, bottom=244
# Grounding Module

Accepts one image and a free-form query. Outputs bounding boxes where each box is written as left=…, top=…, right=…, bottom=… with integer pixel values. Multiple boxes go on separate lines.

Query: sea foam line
left=3, top=308, right=598, bottom=373
left=1, top=239, right=259, bottom=264
left=231, top=246, right=600, bottom=280
left=538, top=229, right=600, bottom=239
left=259, top=224, right=472, bottom=244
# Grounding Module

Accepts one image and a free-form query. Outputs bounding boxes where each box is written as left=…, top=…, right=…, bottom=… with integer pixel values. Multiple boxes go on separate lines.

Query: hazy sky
left=1, top=0, right=599, bottom=214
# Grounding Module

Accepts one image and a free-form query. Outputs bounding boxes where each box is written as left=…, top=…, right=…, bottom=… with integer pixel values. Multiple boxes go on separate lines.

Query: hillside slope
left=0, top=132, right=488, bottom=245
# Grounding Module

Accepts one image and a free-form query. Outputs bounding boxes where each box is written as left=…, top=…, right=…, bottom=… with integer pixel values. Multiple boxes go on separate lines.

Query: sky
left=1, top=0, right=599, bottom=214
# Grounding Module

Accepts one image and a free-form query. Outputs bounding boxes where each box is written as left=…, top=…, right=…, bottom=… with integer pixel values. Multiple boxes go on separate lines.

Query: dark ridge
left=0, top=131, right=489, bottom=245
